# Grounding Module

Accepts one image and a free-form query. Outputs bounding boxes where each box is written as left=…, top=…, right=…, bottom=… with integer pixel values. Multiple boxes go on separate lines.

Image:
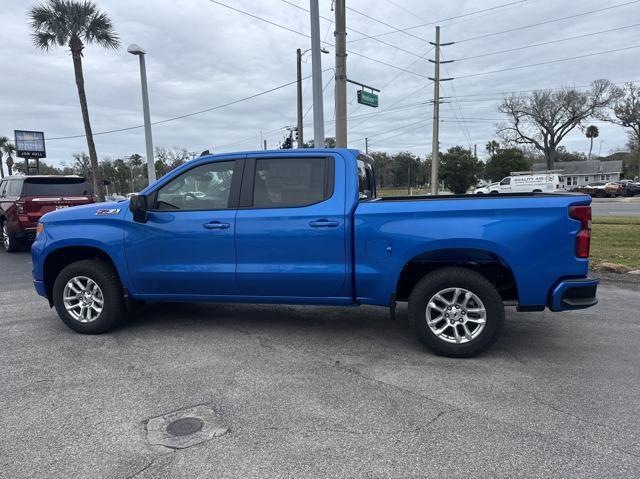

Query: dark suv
left=0, top=176, right=94, bottom=252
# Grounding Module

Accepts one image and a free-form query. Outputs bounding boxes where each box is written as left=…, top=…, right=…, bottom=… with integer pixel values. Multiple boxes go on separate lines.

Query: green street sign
left=357, top=89, right=379, bottom=108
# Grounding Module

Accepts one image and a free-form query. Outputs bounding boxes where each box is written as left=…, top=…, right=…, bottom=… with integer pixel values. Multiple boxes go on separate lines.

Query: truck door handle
left=309, top=219, right=339, bottom=228
left=203, top=221, right=230, bottom=230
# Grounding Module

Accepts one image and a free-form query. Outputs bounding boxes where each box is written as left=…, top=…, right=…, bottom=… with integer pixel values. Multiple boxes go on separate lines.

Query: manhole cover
left=167, top=417, right=203, bottom=436
left=146, top=404, right=228, bottom=450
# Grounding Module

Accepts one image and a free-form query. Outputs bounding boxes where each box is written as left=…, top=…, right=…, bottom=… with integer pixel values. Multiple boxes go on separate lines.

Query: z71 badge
left=95, top=209, right=121, bottom=216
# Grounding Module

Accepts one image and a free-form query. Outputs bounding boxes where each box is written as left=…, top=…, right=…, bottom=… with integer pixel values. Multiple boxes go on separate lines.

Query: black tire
left=594, top=190, right=606, bottom=198
left=53, top=259, right=126, bottom=334
left=2, top=221, right=23, bottom=253
left=408, top=267, right=505, bottom=358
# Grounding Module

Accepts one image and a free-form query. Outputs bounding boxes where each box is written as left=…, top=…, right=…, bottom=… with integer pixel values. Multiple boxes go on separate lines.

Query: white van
left=476, top=173, right=564, bottom=194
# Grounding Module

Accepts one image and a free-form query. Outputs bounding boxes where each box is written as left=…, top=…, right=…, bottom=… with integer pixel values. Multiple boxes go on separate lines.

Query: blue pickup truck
left=31, top=148, right=598, bottom=357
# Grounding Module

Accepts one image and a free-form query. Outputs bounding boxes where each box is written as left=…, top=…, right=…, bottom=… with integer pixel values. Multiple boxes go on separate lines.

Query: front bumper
left=33, top=279, right=47, bottom=298
left=549, top=278, right=599, bottom=312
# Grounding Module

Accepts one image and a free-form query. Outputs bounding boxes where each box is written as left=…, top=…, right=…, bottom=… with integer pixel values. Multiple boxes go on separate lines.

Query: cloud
left=1, top=0, right=638, bottom=166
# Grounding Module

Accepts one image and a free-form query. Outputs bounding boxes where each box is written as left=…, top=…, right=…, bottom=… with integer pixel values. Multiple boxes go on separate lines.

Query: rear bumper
left=549, top=278, right=599, bottom=312
left=16, top=227, right=38, bottom=241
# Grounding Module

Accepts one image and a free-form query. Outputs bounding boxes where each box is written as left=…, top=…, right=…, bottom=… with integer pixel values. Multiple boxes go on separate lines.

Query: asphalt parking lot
left=1, top=250, right=640, bottom=478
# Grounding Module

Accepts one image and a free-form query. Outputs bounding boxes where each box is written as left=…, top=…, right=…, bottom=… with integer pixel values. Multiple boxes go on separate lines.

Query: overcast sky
left=1, top=0, right=639, bottom=166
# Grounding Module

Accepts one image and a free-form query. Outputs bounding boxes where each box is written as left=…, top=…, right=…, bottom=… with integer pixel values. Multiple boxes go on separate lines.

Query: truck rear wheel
left=408, top=267, right=504, bottom=358
left=53, top=259, right=126, bottom=334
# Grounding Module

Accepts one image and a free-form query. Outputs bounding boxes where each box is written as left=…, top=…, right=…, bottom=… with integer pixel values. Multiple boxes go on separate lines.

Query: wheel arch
left=394, top=247, right=519, bottom=303
left=43, top=246, right=120, bottom=306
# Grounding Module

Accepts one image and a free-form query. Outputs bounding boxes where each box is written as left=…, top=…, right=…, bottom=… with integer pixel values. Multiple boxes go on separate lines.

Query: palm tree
left=585, top=125, right=599, bottom=160
left=0, top=137, right=9, bottom=178
left=485, top=140, right=500, bottom=157
left=3, top=143, right=16, bottom=176
left=29, top=0, right=120, bottom=200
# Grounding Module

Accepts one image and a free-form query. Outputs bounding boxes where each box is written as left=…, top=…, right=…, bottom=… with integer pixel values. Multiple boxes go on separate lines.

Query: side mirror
left=129, top=194, right=148, bottom=223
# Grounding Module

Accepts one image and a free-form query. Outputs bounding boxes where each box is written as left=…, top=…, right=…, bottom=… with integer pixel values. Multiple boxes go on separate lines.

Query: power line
left=455, top=45, right=640, bottom=79
left=440, top=51, right=472, bottom=144
left=280, top=0, right=432, bottom=60
left=348, top=0, right=529, bottom=44
left=345, top=5, right=429, bottom=43
left=206, top=0, right=432, bottom=79
left=44, top=71, right=331, bottom=141
left=457, top=0, right=640, bottom=43
left=456, top=23, right=640, bottom=61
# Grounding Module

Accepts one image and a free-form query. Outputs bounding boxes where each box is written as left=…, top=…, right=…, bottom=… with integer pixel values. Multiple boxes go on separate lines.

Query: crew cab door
left=124, top=157, right=243, bottom=296
left=235, top=153, right=347, bottom=298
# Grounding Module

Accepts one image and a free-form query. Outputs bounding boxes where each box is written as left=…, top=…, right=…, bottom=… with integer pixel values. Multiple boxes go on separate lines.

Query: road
left=1, top=250, right=640, bottom=478
left=591, top=197, right=640, bottom=216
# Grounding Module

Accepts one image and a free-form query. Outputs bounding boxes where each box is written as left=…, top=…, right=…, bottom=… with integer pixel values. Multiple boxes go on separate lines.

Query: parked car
left=573, top=182, right=624, bottom=198
left=31, top=149, right=598, bottom=357
left=0, top=175, right=94, bottom=252
left=475, top=173, right=564, bottom=194
left=613, top=180, right=640, bottom=197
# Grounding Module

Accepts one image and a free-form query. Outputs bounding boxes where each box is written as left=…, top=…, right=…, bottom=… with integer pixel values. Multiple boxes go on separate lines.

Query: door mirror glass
left=129, top=194, right=148, bottom=223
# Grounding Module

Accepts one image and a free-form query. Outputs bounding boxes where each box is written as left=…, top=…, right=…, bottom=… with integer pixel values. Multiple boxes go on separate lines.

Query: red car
left=0, top=175, right=94, bottom=252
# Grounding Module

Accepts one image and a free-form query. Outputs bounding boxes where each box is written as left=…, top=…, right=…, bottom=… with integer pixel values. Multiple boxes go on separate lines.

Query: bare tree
left=498, top=80, right=618, bottom=169
left=609, top=83, right=640, bottom=178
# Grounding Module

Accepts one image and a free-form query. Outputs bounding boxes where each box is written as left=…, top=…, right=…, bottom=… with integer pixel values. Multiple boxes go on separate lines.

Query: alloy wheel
left=425, top=287, right=487, bottom=344
left=63, top=276, right=104, bottom=323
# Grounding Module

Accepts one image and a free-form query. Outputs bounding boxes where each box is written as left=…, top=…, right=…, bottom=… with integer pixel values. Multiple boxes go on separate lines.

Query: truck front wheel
left=52, top=259, right=126, bottom=334
left=408, top=267, right=504, bottom=358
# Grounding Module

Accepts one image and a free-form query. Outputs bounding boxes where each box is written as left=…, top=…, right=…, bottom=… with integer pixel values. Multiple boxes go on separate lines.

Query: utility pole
left=263, top=139, right=267, bottom=150
left=365, top=137, right=369, bottom=154
left=296, top=48, right=304, bottom=148
left=428, top=26, right=454, bottom=195
left=334, top=0, right=347, bottom=148
left=309, top=0, right=325, bottom=148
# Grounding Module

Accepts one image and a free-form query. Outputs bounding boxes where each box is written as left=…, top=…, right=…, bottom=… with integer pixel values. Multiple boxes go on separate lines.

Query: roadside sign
left=357, top=90, right=379, bottom=108
left=14, top=130, right=46, bottom=159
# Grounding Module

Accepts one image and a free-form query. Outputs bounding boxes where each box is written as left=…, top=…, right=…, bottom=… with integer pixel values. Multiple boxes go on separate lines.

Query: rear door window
left=252, top=157, right=332, bottom=208
left=22, top=178, right=93, bottom=196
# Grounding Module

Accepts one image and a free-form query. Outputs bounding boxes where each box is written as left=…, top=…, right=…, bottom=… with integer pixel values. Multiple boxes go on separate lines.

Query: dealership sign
left=14, top=130, right=46, bottom=158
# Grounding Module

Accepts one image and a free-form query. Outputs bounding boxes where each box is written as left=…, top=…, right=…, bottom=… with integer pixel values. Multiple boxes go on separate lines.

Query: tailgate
left=25, top=195, right=93, bottom=222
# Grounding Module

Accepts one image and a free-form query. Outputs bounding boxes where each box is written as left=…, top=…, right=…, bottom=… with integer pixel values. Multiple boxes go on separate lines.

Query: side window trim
left=148, top=158, right=244, bottom=212
left=240, top=156, right=335, bottom=210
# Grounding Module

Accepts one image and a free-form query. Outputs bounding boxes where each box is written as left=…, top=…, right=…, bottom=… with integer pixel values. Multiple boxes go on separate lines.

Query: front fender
left=32, top=218, right=134, bottom=295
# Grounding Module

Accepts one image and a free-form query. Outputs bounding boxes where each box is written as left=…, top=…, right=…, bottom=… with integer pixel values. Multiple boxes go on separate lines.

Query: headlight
left=36, top=223, right=44, bottom=237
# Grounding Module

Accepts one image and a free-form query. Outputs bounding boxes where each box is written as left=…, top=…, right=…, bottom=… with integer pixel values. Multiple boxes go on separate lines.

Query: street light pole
left=309, top=0, right=325, bottom=148
left=128, top=44, right=156, bottom=185
left=296, top=48, right=304, bottom=148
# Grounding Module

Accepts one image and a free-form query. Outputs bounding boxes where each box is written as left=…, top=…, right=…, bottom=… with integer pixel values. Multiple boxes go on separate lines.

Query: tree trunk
left=71, top=47, right=105, bottom=201
left=588, top=138, right=593, bottom=160
left=0, top=153, right=4, bottom=178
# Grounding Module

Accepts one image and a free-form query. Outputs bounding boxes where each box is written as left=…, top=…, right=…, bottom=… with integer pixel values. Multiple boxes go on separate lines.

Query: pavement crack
left=125, top=458, right=156, bottom=479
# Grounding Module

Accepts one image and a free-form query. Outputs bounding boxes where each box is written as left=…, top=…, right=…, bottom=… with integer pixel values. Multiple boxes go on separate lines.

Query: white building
left=532, top=160, right=623, bottom=187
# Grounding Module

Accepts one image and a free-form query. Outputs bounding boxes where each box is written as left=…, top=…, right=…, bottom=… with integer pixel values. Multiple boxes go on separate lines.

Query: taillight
left=16, top=201, right=26, bottom=215
left=569, top=205, right=591, bottom=258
